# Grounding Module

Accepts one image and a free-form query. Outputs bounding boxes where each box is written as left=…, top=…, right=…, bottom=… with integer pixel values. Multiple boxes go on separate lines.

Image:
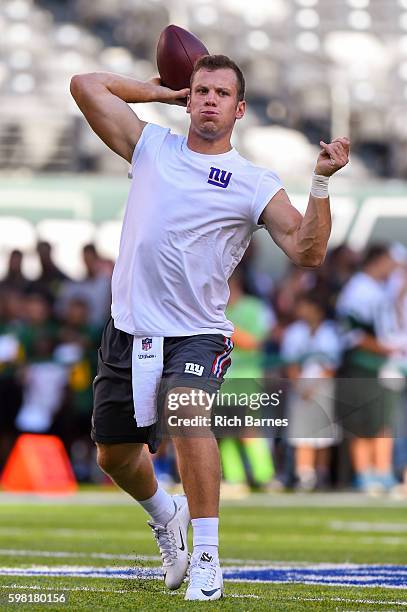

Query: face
left=187, top=68, right=245, bottom=141
left=380, top=253, right=398, bottom=279
left=4, top=290, right=23, bottom=320
left=295, top=300, right=321, bottom=325
left=66, top=300, right=88, bottom=325
left=25, top=295, right=49, bottom=324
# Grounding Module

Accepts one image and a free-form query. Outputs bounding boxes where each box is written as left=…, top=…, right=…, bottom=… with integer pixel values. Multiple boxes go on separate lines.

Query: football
left=156, top=24, right=209, bottom=91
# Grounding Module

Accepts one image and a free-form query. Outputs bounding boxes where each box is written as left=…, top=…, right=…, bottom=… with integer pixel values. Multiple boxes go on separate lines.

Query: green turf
left=0, top=497, right=406, bottom=610
left=0, top=577, right=406, bottom=612
left=0, top=503, right=406, bottom=563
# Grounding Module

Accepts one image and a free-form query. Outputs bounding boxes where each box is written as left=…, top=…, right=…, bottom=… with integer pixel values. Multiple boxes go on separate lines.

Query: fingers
left=158, top=85, right=190, bottom=106
left=319, top=141, right=331, bottom=153
left=167, top=89, right=189, bottom=106
left=321, top=137, right=350, bottom=157
left=320, top=140, right=349, bottom=164
left=319, top=141, right=336, bottom=166
left=165, top=87, right=190, bottom=104
left=334, top=136, right=350, bottom=144
left=331, top=136, right=350, bottom=143
left=150, top=77, right=189, bottom=98
left=331, top=137, right=351, bottom=155
left=318, top=139, right=350, bottom=174
left=320, top=137, right=350, bottom=149
left=175, top=87, right=190, bottom=98
left=331, top=142, right=346, bottom=160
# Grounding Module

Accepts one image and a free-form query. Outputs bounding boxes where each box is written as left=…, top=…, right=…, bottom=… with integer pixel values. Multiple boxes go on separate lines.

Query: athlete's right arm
left=70, top=72, right=190, bottom=163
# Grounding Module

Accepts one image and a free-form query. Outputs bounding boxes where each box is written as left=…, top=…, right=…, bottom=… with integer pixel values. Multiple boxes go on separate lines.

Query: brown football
left=156, top=24, right=209, bottom=91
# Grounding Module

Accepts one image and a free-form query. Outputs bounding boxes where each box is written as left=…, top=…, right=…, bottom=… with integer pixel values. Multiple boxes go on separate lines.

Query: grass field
left=0, top=490, right=406, bottom=610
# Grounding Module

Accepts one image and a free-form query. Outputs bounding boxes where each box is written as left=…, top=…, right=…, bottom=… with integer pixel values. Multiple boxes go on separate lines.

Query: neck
left=309, top=319, right=322, bottom=333
left=186, top=128, right=232, bottom=155
left=364, top=267, right=383, bottom=281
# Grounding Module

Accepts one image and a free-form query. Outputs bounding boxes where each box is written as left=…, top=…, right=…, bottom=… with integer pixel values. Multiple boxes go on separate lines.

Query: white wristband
left=311, top=173, right=329, bottom=198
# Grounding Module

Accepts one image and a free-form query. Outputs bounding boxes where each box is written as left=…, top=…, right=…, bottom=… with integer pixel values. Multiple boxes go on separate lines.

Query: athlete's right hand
left=146, top=76, right=190, bottom=107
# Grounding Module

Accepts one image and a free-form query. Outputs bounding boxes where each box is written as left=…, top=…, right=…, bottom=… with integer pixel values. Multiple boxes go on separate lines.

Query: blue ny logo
left=208, top=166, right=232, bottom=189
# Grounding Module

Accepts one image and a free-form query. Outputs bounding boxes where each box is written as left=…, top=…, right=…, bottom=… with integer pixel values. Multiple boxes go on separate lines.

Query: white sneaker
left=185, top=551, right=223, bottom=601
left=148, top=494, right=190, bottom=590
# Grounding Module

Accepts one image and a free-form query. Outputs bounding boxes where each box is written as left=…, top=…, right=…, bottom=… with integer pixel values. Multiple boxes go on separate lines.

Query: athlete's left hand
left=314, top=137, right=350, bottom=177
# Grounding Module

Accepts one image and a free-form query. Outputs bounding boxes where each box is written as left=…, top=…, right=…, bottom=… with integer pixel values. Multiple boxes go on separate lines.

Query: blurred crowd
left=1, top=240, right=407, bottom=497
left=0, top=241, right=112, bottom=482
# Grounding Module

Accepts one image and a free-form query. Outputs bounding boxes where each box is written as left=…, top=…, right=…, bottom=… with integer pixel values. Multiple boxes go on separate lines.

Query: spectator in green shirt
left=219, top=270, right=275, bottom=490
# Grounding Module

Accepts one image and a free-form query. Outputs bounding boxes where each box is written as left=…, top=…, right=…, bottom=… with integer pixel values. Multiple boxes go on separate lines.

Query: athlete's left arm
left=260, top=137, right=350, bottom=268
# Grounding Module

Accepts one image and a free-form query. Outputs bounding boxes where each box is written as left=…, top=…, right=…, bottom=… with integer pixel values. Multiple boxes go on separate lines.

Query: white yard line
left=0, top=549, right=282, bottom=565
left=1, top=550, right=407, bottom=570
left=0, top=552, right=406, bottom=570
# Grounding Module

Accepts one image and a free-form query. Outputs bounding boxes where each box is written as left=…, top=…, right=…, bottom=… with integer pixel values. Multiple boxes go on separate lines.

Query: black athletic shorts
left=91, top=318, right=233, bottom=452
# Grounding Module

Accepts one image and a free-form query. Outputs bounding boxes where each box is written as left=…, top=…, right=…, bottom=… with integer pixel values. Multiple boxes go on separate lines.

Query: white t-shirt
left=281, top=320, right=341, bottom=371
left=336, top=271, right=389, bottom=345
left=111, top=123, right=283, bottom=336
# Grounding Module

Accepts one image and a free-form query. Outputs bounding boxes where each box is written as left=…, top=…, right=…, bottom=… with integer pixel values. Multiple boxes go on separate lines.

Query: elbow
left=294, top=251, right=326, bottom=269
left=70, top=72, right=98, bottom=100
left=292, top=237, right=328, bottom=269
left=70, top=74, right=86, bottom=100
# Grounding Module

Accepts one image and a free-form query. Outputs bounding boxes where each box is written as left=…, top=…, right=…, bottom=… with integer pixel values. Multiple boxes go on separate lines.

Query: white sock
left=138, top=485, right=175, bottom=526
left=192, top=517, right=219, bottom=560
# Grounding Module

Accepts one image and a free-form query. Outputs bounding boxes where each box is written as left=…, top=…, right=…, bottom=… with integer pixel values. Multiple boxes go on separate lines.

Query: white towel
left=131, top=336, right=164, bottom=427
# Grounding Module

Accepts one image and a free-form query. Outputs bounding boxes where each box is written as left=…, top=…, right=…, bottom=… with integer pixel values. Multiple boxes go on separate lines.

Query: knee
left=96, top=444, right=134, bottom=476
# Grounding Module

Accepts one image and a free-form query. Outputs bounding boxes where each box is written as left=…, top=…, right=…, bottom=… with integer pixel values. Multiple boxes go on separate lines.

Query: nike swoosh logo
left=201, top=588, right=221, bottom=597
left=178, top=527, right=185, bottom=551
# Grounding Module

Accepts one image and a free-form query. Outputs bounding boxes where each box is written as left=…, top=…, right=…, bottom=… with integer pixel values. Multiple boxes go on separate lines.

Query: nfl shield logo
left=142, top=337, right=152, bottom=351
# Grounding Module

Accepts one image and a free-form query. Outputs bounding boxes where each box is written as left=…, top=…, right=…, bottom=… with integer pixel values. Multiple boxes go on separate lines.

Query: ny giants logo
left=184, top=362, right=204, bottom=376
left=208, top=166, right=232, bottom=189
left=142, top=337, right=152, bottom=351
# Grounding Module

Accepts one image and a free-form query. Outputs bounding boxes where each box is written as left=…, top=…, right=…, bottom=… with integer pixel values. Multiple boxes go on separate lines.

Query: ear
left=186, top=93, right=191, bottom=114
left=235, top=100, right=246, bottom=121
